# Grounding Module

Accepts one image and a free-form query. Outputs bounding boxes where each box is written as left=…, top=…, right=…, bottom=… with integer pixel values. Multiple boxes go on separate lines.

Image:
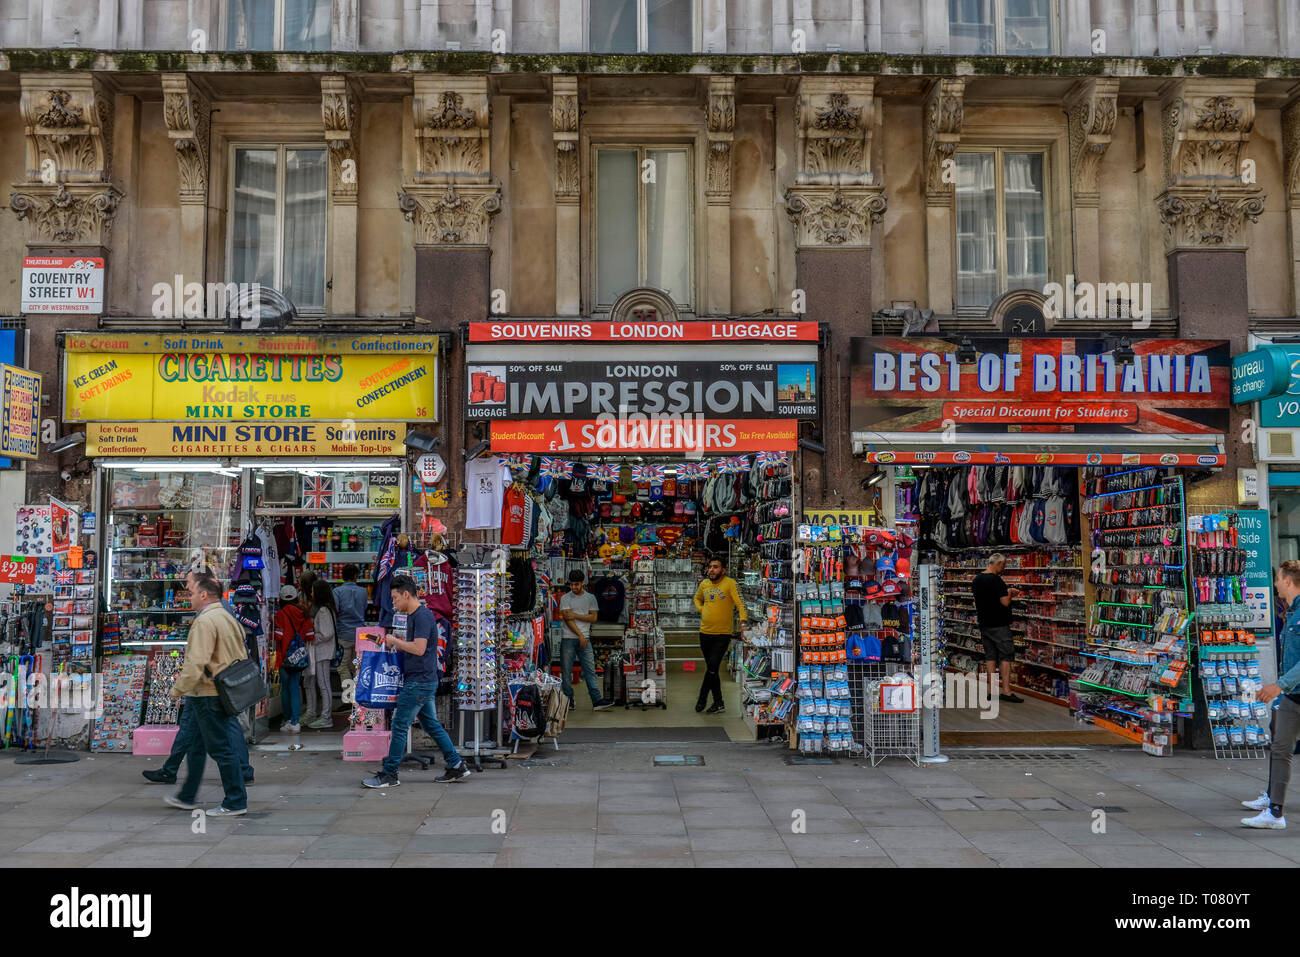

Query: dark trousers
left=175, top=696, right=249, bottom=811
left=698, top=634, right=732, bottom=706
left=162, top=700, right=253, bottom=781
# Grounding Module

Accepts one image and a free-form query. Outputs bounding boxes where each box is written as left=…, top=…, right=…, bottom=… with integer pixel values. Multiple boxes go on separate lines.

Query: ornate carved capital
left=162, top=74, right=211, bottom=205
left=1155, top=185, right=1266, bottom=253
left=1284, top=99, right=1300, bottom=207
left=923, top=78, right=964, bottom=206
left=9, top=182, right=122, bottom=245
left=412, top=76, right=491, bottom=184
left=552, top=76, right=579, bottom=204
left=1161, top=79, right=1257, bottom=188
left=322, top=74, right=361, bottom=204
left=1065, top=78, right=1119, bottom=208
left=784, top=185, right=887, bottom=249
left=398, top=183, right=501, bottom=247
left=794, top=77, right=874, bottom=187
left=19, top=74, right=114, bottom=185
left=706, top=77, right=735, bottom=202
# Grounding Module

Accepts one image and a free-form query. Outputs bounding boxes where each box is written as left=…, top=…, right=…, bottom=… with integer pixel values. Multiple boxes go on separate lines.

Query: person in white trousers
left=304, top=579, right=338, bottom=730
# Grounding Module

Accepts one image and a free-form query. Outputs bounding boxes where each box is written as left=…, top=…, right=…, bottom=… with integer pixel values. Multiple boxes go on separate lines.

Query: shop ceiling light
left=48, top=432, right=85, bottom=454
left=113, top=461, right=226, bottom=472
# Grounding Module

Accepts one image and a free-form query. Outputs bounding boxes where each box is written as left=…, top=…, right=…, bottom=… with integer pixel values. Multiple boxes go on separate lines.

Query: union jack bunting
left=539, top=457, right=573, bottom=479
left=587, top=464, right=619, bottom=482
left=719, top=456, right=749, bottom=474
left=301, top=475, right=334, bottom=509
left=631, top=464, right=664, bottom=483
left=503, top=453, right=534, bottom=469
left=755, top=451, right=789, bottom=468
left=677, top=461, right=708, bottom=480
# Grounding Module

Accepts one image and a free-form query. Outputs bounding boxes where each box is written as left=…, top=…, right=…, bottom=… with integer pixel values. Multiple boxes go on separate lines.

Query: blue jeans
left=560, top=636, right=602, bottom=706
left=162, top=699, right=254, bottom=781
left=279, top=666, right=303, bottom=725
left=176, top=696, right=248, bottom=811
left=381, top=681, right=461, bottom=776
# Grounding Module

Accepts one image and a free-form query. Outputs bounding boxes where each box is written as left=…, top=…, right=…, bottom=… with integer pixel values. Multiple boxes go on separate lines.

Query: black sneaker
left=695, top=699, right=706, bottom=713
left=362, top=772, right=400, bottom=788
left=592, top=699, right=616, bottom=712
left=435, top=763, right=471, bottom=784
left=999, top=693, right=1025, bottom=703
left=142, top=769, right=176, bottom=785
left=706, top=702, right=726, bottom=714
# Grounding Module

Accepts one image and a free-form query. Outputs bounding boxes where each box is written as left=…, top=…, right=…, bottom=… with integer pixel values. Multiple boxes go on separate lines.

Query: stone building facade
left=2, top=0, right=1299, bottom=521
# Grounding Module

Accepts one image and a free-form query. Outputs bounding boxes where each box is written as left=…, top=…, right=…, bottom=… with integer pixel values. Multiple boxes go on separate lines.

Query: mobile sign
left=0, top=364, right=41, bottom=460
left=22, top=256, right=104, bottom=314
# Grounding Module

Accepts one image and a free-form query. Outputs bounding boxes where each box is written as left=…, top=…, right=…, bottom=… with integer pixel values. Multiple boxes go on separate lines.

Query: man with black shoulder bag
left=165, top=574, right=255, bottom=817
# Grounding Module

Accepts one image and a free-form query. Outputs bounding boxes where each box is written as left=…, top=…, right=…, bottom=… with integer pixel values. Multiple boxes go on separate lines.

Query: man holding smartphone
left=973, top=553, right=1023, bottom=704
left=559, top=569, right=615, bottom=711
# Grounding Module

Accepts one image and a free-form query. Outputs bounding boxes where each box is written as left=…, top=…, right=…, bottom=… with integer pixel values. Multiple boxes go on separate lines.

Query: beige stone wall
left=0, top=93, right=24, bottom=316
left=357, top=101, right=408, bottom=317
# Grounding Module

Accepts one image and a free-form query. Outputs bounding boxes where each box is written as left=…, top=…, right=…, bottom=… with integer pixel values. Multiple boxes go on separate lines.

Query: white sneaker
left=1241, top=809, right=1286, bottom=829
left=283, top=723, right=301, bottom=734
left=1242, top=793, right=1271, bottom=811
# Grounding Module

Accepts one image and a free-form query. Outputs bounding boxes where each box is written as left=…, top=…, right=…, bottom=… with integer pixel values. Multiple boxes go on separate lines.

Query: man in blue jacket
left=1243, top=560, right=1300, bottom=829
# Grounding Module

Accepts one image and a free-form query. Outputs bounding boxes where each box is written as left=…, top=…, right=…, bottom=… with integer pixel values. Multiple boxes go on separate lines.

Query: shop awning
left=852, top=430, right=1225, bottom=467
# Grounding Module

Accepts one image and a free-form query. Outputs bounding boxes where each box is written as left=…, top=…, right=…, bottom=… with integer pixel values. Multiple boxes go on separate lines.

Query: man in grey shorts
left=972, top=553, right=1022, bottom=704
left=1242, top=560, right=1300, bottom=829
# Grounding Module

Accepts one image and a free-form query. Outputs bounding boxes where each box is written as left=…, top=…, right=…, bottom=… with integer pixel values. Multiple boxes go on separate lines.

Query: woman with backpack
left=273, top=585, right=313, bottom=734
left=305, top=580, right=338, bottom=730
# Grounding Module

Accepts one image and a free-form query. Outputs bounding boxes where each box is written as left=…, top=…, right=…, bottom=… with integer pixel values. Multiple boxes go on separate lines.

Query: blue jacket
left=1279, top=594, right=1300, bottom=693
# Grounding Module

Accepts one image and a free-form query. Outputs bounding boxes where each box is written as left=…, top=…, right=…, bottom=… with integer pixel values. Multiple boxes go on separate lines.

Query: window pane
left=948, top=0, right=994, bottom=54
left=283, top=0, right=332, bottom=51
left=597, top=150, right=639, bottom=305
left=1004, top=0, right=1051, bottom=54
left=227, top=0, right=274, bottom=49
left=955, top=152, right=997, bottom=308
left=283, top=149, right=328, bottom=313
left=231, top=148, right=278, bottom=294
left=591, top=0, right=638, bottom=52
left=645, top=150, right=690, bottom=306
left=648, top=0, right=693, bottom=52
left=1003, top=152, right=1046, bottom=294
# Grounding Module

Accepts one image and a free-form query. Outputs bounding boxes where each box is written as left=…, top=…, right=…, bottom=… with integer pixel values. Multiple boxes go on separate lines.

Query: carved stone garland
left=1065, top=78, right=1118, bottom=208
left=923, top=79, right=964, bottom=206
left=322, top=75, right=361, bottom=204
left=706, top=77, right=734, bottom=202
left=553, top=76, right=579, bottom=203
left=162, top=74, right=211, bottom=205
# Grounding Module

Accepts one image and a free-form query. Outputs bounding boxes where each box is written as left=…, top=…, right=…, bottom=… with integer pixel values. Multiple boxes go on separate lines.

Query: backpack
left=513, top=684, right=547, bottom=740
left=284, top=627, right=310, bottom=671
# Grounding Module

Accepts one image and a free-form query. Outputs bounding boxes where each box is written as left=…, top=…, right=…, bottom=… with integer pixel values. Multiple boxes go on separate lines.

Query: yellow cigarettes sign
left=64, top=335, right=438, bottom=423
left=87, top=422, right=407, bottom=456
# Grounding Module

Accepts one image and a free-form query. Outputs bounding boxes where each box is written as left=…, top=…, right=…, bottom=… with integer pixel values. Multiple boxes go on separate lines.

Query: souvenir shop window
left=955, top=148, right=1049, bottom=310
left=105, top=464, right=241, bottom=649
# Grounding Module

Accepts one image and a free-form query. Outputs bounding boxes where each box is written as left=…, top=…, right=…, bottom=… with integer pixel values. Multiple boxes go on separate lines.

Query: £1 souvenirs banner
left=851, top=337, right=1230, bottom=437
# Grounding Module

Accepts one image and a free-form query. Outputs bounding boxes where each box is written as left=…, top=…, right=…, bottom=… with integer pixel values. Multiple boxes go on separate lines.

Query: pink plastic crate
left=133, top=724, right=180, bottom=755
left=342, top=729, right=392, bottom=762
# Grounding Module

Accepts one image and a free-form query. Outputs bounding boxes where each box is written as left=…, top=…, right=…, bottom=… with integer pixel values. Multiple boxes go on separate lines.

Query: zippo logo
left=1159, top=453, right=1179, bottom=465
left=1086, top=453, right=1102, bottom=465
left=1197, top=454, right=1219, bottom=465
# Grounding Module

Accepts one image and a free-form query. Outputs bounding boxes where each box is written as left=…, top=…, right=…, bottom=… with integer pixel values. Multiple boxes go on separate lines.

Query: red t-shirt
left=501, top=484, right=527, bottom=546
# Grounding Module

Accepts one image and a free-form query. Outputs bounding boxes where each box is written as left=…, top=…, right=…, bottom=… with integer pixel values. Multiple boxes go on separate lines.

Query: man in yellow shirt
left=693, top=557, right=747, bottom=714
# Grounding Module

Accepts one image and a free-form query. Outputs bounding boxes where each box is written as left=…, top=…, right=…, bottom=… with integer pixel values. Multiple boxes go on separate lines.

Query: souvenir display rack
left=654, top=556, right=702, bottom=632
left=1185, top=506, right=1268, bottom=760
left=626, top=555, right=667, bottom=708
left=865, top=672, right=921, bottom=766
left=142, top=649, right=183, bottom=726
left=90, top=654, right=148, bottom=752
left=51, top=564, right=97, bottom=669
left=453, top=565, right=510, bottom=770
left=939, top=547, right=1085, bottom=705
left=1076, top=468, right=1191, bottom=752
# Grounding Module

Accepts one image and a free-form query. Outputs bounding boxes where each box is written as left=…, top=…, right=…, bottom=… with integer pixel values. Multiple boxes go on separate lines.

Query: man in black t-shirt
left=972, top=554, right=1023, bottom=704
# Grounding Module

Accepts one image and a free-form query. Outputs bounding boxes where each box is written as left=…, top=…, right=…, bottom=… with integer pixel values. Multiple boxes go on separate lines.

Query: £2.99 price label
left=0, top=556, right=37, bottom=585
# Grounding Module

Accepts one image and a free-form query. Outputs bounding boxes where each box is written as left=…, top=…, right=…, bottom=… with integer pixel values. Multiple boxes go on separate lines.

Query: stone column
left=1064, top=78, right=1118, bottom=289
left=783, top=77, right=885, bottom=509
left=705, top=76, right=734, bottom=315
left=922, top=78, right=963, bottom=314
left=162, top=73, right=211, bottom=293
left=553, top=76, right=579, bottom=316
left=1284, top=99, right=1300, bottom=315
left=8, top=74, right=122, bottom=502
left=322, top=74, right=361, bottom=316
left=403, top=75, right=503, bottom=534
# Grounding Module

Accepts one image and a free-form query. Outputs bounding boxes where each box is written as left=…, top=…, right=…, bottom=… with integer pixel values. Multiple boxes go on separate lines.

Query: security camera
left=61, top=470, right=72, bottom=481
left=403, top=430, right=441, bottom=452
left=798, top=438, right=825, bottom=455
left=49, top=432, right=86, bottom=454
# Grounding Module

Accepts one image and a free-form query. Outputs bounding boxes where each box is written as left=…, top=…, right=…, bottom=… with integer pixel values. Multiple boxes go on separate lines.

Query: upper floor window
left=949, top=0, right=1052, bottom=55
left=229, top=146, right=328, bottom=314
left=594, top=146, right=693, bottom=310
left=955, top=150, right=1048, bottom=310
left=227, top=0, right=332, bottom=51
left=590, top=0, right=695, bottom=53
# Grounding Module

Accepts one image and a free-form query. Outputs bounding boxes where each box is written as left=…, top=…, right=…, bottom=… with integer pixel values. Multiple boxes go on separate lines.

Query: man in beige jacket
left=165, top=574, right=251, bottom=817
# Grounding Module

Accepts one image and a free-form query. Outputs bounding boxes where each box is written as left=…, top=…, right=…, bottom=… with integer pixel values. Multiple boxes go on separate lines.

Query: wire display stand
left=453, top=565, right=509, bottom=771
left=627, top=556, right=668, bottom=709
left=865, top=675, right=921, bottom=767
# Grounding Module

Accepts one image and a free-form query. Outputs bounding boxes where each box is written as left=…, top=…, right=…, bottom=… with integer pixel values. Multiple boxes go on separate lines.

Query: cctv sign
left=22, top=257, right=104, bottom=314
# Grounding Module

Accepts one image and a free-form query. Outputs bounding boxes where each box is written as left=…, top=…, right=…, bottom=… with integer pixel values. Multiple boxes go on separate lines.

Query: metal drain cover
left=653, top=755, right=705, bottom=766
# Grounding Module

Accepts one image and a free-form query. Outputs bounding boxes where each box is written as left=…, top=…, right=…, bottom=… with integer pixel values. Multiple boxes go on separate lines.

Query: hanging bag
left=355, top=643, right=405, bottom=708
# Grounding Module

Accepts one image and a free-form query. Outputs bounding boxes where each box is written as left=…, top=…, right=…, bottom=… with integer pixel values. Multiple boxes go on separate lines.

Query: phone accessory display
left=90, top=654, right=148, bottom=752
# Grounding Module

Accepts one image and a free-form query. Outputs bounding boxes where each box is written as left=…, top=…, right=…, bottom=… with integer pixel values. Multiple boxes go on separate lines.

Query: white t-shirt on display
left=465, top=456, right=512, bottom=530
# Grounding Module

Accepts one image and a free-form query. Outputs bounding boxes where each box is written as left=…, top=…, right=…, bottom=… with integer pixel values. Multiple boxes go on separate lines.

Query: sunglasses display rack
left=454, top=565, right=509, bottom=713
left=1185, top=507, right=1266, bottom=760
left=90, top=653, right=148, bottom=752
left=938, top=548, right=1085, bottom=705
left=1077, top=468, right=1191, bottom=751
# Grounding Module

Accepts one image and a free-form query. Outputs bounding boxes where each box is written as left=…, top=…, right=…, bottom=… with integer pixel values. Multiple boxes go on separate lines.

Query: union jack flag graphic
left=112, top=483, right=137, bottom=506
left=53, top=569, right=76, bottom=585
left=677, top=461, right=708, bottom=480
left=539, top=457, right=573, bottom=479
left=755, top=451, right=788, bottom=468
left=587, top=464, right=618, bottom=482
left=301, top=475, right=334, bottom=509
left=630, top=464, right=664, bottom=483
left=503, top=453, right=534, bottom=469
